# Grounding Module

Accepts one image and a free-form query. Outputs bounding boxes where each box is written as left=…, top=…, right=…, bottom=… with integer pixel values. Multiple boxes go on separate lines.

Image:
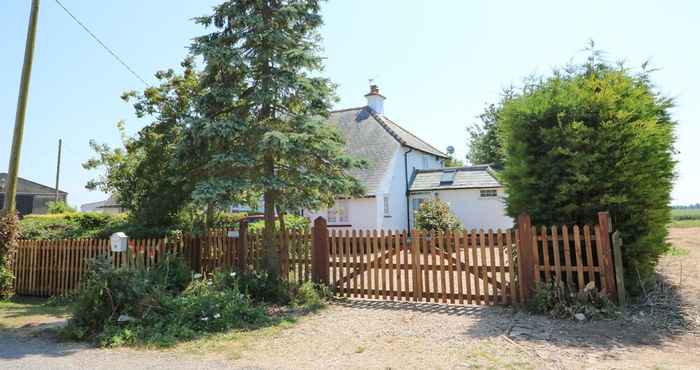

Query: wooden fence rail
left=10, top=212, right=619, bottom=305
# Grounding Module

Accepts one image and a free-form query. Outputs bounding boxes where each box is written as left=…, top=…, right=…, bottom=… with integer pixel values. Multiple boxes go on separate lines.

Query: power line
left=53, top=0, right=149, bottom=86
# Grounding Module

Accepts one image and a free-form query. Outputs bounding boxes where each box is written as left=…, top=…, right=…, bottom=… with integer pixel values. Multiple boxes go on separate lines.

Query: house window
left=383, top=194, right=390, bottom=217
left=480, top=189, right=498, bottom=198
left=327, top=200, right=349, bottom=223
left=422, top=156, right=430, bottom=169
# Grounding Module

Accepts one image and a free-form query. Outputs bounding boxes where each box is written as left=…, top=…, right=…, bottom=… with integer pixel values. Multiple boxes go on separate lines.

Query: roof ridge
left=415, top=164, right=492, bottom=173
left=375, top=114, right=448, bottom=158
left=0, top=173, right=67, bottom=194
left=366, top=109, right=408, bottom=147
left=329, top=106, right=365, bottom=113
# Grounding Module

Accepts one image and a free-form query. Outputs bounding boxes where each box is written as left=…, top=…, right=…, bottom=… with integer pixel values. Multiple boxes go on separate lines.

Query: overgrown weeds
left=60, top=255, right=328, bottom=347
left=529, top=281, right=620, bottom=320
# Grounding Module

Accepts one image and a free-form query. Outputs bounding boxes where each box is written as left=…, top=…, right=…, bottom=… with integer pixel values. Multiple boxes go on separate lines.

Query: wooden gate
left=328, top=229, right=520, bottom=305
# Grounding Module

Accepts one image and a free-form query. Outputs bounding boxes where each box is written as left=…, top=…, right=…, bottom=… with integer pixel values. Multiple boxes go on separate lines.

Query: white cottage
left=303, top=85, right=513, bottom=230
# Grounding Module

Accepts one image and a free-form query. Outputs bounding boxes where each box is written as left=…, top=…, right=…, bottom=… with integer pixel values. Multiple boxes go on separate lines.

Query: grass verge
left=0, top=297, right=69, bottom=330
left=670, top=220, right=700, bottom=228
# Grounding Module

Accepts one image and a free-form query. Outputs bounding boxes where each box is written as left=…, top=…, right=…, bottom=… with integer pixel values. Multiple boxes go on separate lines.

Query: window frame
left=327, top=200, right=349, bottom=224
left=479, top=189, right=498, bottom=199
left=383, top=194, right=391, bottom=217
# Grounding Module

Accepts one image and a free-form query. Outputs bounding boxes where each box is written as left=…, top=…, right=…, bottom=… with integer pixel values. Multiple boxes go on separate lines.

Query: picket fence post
left=516, top=213, right=535, bottom=304
left=239, top=220, right=248, bottom=274
left=597, top=211, right=618, bottom=300
left=312, top=217, right=329, bottom=284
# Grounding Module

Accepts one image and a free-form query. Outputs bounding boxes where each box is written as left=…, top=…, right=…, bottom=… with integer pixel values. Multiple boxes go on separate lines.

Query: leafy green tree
left=414, top=199, right=462, bottom=233
left=465, top=90, right=513, bottom=168
left=499, top=53, right=676, bottom=294
left=444, top=154, right=464, bottom=168
left=84, top=60, right=201, bottom=227
left=183, top=0, right=364, bottom=277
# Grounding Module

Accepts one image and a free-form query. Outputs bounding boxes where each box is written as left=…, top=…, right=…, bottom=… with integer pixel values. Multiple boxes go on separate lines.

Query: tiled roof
left=326, top=107, right=448, bottom=195
left=409, top=165, right=502, bottom=191
left=371, top=113, right=448, bottom=158
left=326, top=107, right=400, bottom=195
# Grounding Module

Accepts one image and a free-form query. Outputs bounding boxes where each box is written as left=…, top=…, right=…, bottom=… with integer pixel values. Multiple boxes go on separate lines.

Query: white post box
left=110, top=232, right=128, bottom=252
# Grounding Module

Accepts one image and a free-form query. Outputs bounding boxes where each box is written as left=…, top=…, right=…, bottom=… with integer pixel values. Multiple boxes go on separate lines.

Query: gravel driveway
left=0, top=330, right=239, bottom=370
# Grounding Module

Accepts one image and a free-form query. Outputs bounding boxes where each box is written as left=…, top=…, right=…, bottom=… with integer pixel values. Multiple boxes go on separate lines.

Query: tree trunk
left=276, top=206, right=288, bottom=279
left=205, top=202, right=216, bottom=230
left=262, top=155, right=280, bottom=278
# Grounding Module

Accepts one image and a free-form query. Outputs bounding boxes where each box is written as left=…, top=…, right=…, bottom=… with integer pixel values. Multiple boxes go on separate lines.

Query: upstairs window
left=422, top=156, right=430, bottom=169
left=383, top=194, right=391, bottom=216
left=480, top=189, right=498, bottom=198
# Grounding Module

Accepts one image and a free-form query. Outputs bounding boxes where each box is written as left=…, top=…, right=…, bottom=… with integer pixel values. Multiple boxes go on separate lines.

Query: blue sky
left=1, top=0, right=698, bottom=208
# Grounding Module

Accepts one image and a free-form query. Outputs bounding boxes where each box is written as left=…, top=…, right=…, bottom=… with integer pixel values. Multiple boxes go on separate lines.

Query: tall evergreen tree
left=184, top=0, right=364, bottom=276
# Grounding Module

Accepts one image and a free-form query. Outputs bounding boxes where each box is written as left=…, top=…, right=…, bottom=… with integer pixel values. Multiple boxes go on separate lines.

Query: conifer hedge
left=499, top=60, right=676, bottom=294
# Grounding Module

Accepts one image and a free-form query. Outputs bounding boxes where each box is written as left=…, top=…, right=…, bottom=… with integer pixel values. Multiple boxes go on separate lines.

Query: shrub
left=47, top=201, right=76, bottom=214
left=414, top=198, right=462, bottom=233
left=499, top=56, right=675, bottom=295
left=20, top=212, right=181, bottom=240
left=529, top=281, right=619, bottom=320
left=0, top=213, right=20, bottom=300
left=63, top=259, right=298, bottom=347
left=0, top=264, right=14, bottom=301
left=63, top=254, right=191, bottom=341
left=215, top=270, right=292, bottom=305
left=248, top=214, right=310, bottom=233
left=213, top=212, right=248, bottom=228
left=291, top=282, right=331, bottom=311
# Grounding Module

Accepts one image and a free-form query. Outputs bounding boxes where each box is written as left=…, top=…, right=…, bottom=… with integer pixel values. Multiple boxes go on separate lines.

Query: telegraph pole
left=3, top=0, right=41, bottom=214
left=54, top=138, right=62, bottom=202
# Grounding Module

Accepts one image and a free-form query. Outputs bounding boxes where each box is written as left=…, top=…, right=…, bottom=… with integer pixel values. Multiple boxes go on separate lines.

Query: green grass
left=0, top=297, right=69, bottom=330
left=670, top=219, right=700, bottom=228
left=671, top=208, right=700, bottom=221
left=666, top=245, right=689, bottom=256
left=174, top=315, right=301, bottom=359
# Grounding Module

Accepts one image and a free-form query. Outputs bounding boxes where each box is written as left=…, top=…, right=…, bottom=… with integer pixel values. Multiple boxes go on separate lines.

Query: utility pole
left=55, top=138, right=62, bottom=202
left=3, top=0, right=41, bottom=215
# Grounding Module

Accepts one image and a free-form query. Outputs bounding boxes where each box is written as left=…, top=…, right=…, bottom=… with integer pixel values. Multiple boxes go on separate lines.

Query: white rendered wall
left=409, top=188, right=514, bottom=230
left=304, top=197, right=378, bottom=230
left=375, top=148, right=445, bottom=230
left=304, top=148, right=445, bottom=231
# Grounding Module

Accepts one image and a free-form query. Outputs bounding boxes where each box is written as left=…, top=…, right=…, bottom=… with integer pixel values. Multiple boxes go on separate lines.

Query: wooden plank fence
left=327, top=228, right=520, bottom=304
left=9, top=212, right=620, bottom=305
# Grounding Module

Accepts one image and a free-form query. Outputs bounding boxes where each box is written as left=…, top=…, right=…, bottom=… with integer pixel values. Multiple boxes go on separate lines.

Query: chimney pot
left=365, top=84, right=386, bottom=114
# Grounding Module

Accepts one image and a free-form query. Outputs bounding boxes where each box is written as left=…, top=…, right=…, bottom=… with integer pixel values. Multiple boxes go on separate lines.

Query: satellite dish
left=446, top=146, right=455, bottom=155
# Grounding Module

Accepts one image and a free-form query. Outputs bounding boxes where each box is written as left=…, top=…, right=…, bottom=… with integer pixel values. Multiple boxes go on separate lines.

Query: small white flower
left=207, top=280, right=213, bottom=286
left=193, top=273, right=203, bottom=279
left=230, top=272, right=237, bottom=277
left=213, top=313, right=221, bottom=319
left=201, top=317, right=209, bottom=321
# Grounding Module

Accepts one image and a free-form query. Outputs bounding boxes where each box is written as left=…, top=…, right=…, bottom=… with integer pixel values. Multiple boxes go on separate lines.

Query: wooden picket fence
left=10, top=226, right=314, bottom=297
left=10, top=212, right=621, bottom=305
left=12, top=238, right=173, bottom=296
left=317, top=212, right=620, bottom=305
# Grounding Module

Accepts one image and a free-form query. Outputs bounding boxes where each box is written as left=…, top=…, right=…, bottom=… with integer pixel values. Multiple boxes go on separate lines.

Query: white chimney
left=365, top=84, right=385, bottom=114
